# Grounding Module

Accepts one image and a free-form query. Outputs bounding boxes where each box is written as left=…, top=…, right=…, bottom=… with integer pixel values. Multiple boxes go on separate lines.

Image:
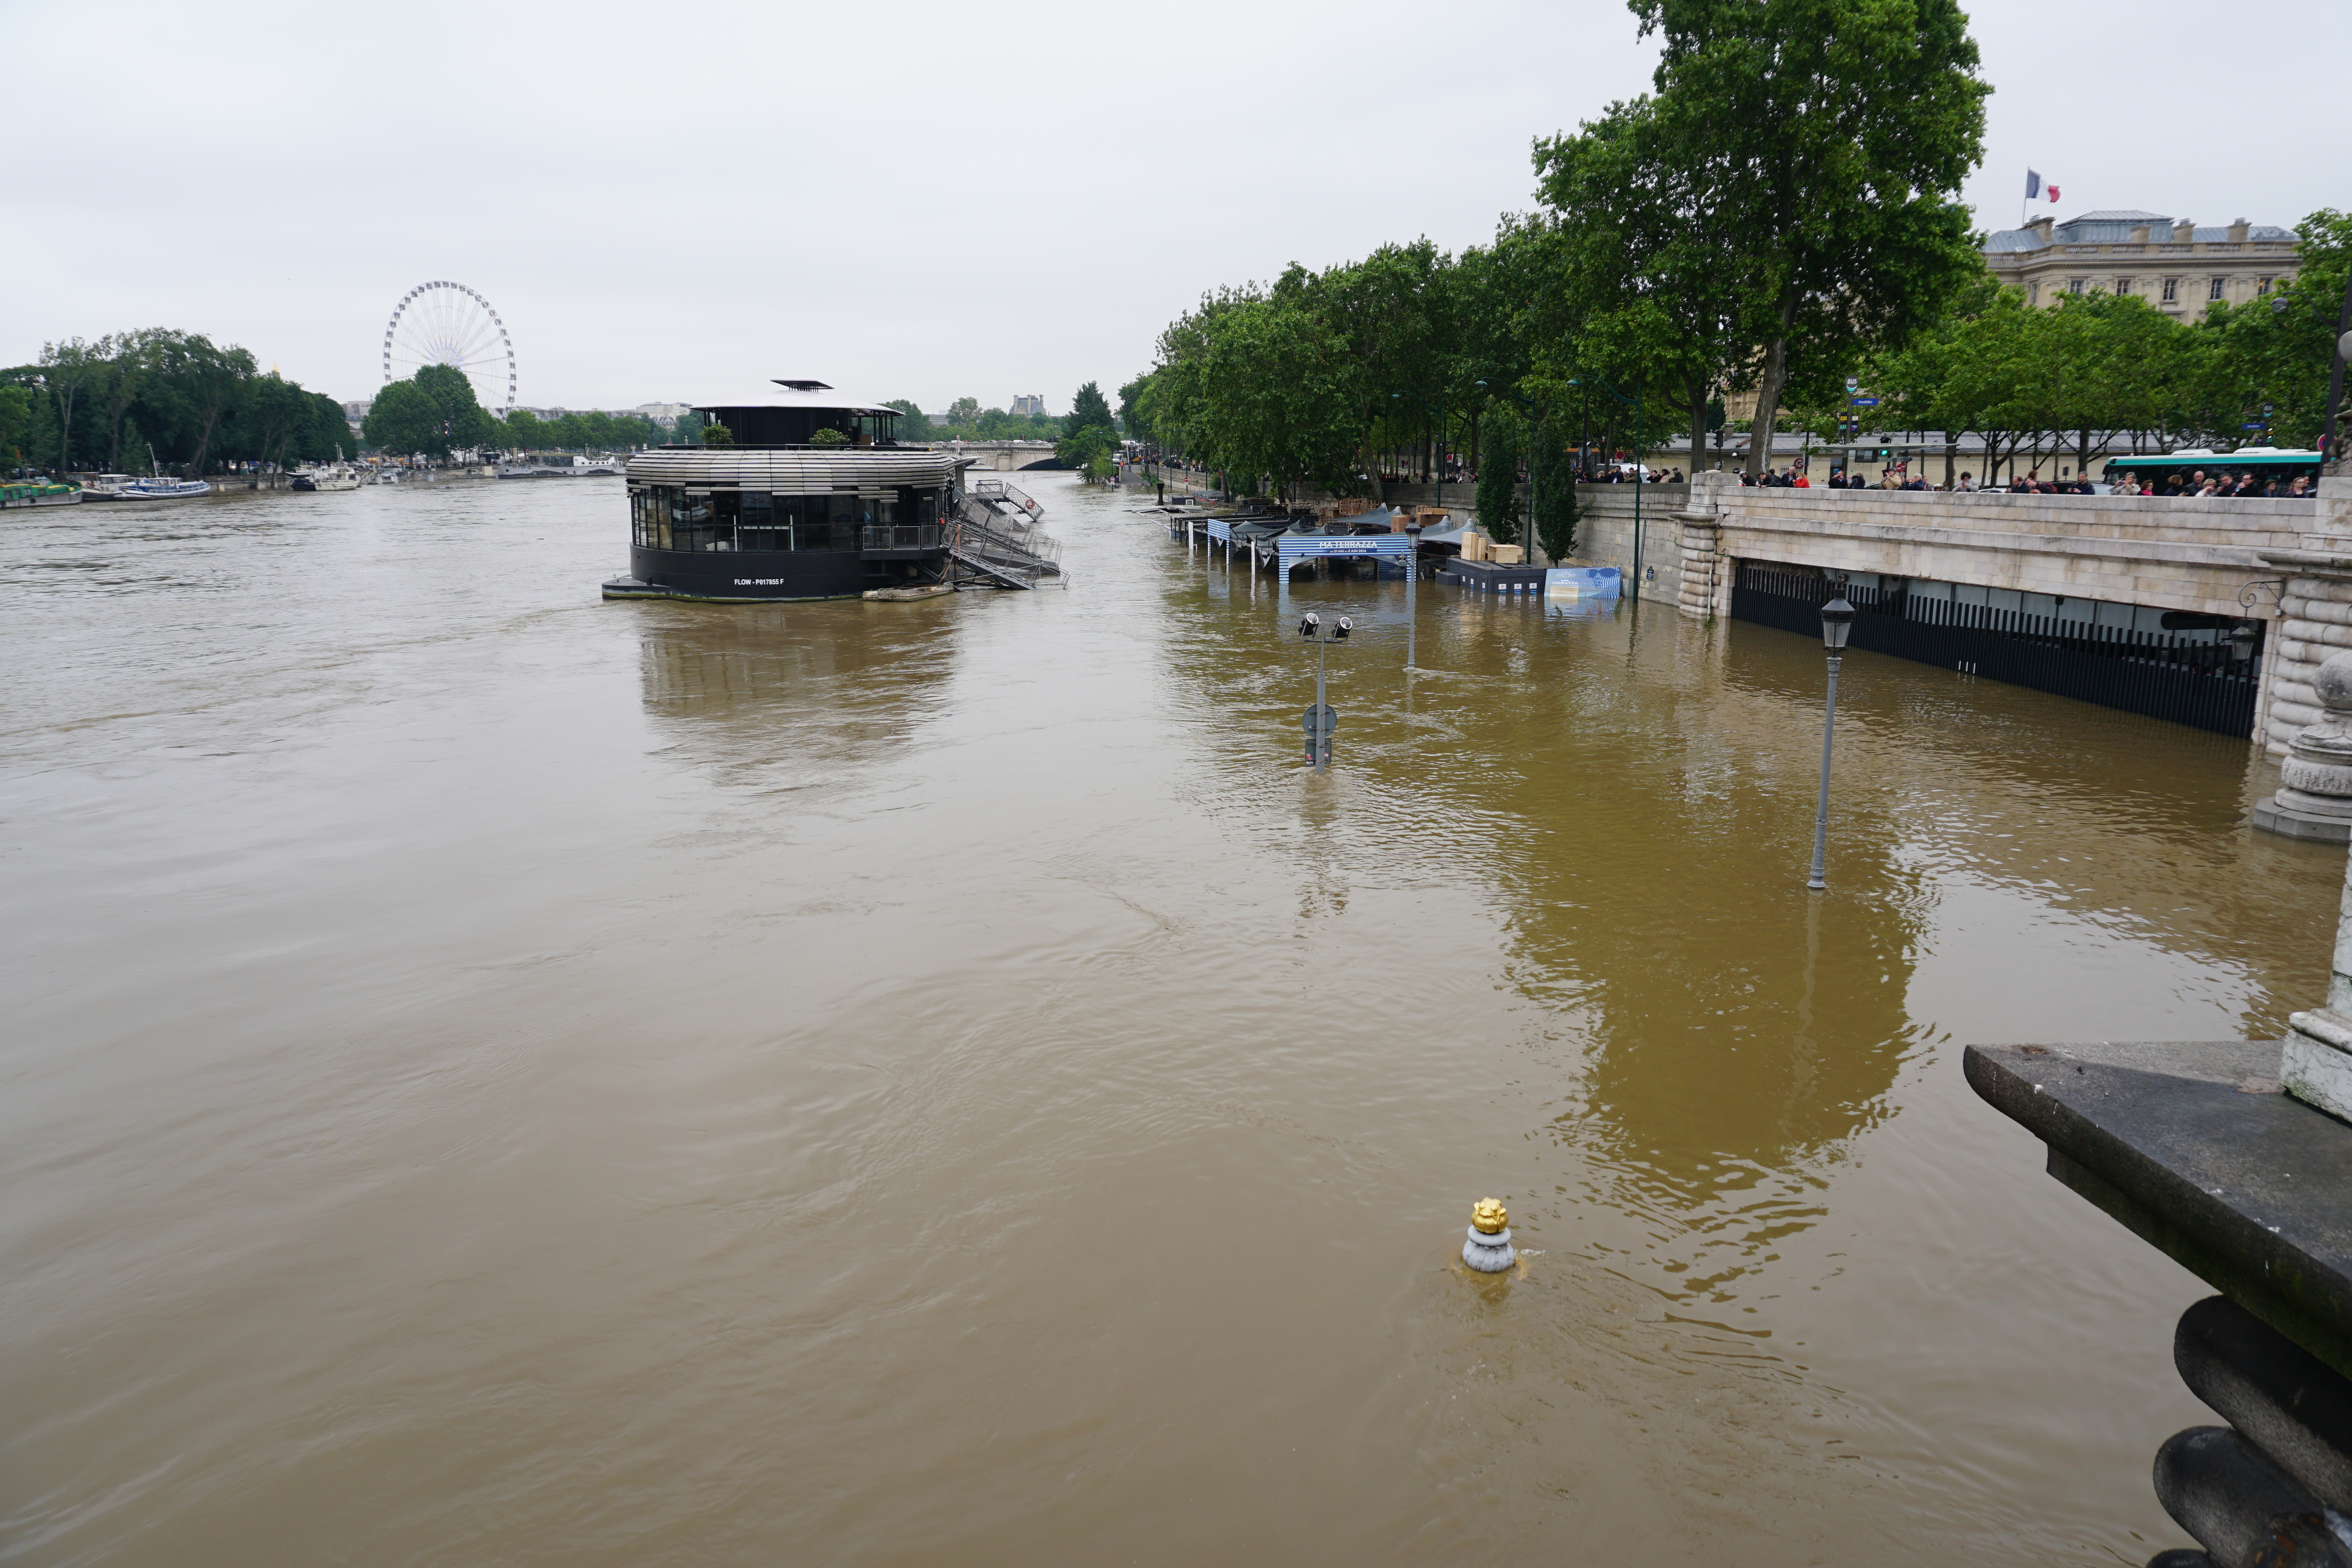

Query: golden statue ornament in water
left=1464, top=1199, right=1515, bottom=1273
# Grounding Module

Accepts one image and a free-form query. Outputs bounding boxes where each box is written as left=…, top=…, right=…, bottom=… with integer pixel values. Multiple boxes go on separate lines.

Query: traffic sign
left=1849, top=396, right=1880, bottom=407
left=1300, top=704, right=1339, bottom=731
left=2242, top=422, right=2266, bottom=430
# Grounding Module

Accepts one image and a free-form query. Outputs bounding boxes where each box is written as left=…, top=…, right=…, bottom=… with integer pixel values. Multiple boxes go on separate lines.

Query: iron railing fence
left=1729, top=562, right=2261, bottom=738
left=860, top=524, right=948, bottom=552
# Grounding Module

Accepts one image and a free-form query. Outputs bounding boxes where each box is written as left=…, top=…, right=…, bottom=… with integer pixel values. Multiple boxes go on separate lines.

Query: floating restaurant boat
left=1, top=480, right=83, bottom=508
left=602, top=379, right=1063, bottom=604
left=497, top=454, right=620, bottom=479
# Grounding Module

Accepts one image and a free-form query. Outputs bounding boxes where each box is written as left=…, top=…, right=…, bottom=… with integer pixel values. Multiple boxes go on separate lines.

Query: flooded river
left=1, top=473, right=2341, bottom=1564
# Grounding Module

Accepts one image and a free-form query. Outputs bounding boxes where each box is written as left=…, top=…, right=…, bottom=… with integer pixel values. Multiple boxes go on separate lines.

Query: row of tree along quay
left=2, top=331, right=355, bottom=476
left=1120, top=0, right=2347, bottom=547
left=359, top=368, right=668, bottom=460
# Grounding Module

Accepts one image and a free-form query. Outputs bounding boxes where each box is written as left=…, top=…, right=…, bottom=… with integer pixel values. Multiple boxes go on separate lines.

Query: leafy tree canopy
left=1066, top=381, right=1115, bottom=439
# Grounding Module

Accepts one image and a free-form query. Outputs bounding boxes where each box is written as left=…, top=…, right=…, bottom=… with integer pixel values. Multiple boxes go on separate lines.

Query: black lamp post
left=1404, top=519, right=1424, bottom=671
left=1808, top=596, right=1856, bottom=891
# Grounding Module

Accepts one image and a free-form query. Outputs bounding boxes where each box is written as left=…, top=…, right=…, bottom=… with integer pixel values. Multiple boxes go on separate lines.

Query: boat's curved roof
left=693, top=379, right=900, bottom=416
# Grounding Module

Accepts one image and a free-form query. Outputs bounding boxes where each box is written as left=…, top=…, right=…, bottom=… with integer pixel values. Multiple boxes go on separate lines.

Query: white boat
left=78, top=473, right=138, bottom=500
left=114, top=477, right=211, bottom=502
left=292, top=463, right=362, bottom=492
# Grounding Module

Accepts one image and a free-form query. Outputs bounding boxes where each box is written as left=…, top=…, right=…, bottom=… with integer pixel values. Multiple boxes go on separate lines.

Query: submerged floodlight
left=1299, top=613, right=1320, bottom=638
left=1334, top=617, right=1352, bottom=639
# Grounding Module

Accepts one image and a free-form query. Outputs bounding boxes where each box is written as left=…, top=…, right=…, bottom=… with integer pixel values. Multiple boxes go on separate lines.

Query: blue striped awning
left=1275, top=534, right=1415, bottom=564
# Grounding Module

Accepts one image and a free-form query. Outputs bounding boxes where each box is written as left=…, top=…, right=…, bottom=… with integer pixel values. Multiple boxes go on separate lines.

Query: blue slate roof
left=1985, top=211, right=2300, bottom=254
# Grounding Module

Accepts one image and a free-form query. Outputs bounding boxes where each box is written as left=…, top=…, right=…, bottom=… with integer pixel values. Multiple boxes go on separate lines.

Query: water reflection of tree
left=1374, top=609, right=1931, bottom=1305
left=635, top=602, right=962, bottom=793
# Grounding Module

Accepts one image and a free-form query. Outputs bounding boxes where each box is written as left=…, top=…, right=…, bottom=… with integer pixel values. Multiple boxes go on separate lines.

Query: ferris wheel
left=382, top=280, right=516, bottom=412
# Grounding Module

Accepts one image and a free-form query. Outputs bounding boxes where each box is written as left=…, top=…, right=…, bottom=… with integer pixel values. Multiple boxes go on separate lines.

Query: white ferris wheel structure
left=382, top=281, right=516, bottom=413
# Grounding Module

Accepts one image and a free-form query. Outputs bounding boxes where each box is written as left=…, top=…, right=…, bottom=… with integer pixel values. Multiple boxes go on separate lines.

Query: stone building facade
left=1982, top=210, right=2301, bottom=319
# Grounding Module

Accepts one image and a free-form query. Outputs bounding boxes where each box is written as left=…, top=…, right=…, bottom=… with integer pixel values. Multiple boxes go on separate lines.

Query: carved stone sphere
left=2316, top=651, right=2352, bottom=715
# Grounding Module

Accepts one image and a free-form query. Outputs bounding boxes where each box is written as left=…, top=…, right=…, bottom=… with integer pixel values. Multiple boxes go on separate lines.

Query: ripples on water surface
left=0, top=476, right=2338, bottom=1564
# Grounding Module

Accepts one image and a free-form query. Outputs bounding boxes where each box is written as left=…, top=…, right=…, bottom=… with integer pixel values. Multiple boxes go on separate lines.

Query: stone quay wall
left=1692, top=486, right=2312, bottom=620
left=1562, top=487, right=1690, bottom=601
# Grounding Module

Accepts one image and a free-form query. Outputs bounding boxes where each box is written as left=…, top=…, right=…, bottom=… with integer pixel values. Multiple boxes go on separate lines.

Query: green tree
left=1117, top=375, right=1155, bottom=446
left=805, top=426, right=844, bottom=447
left=235, top=372, right=316, bottom=469
left=2195, top=209, right=2352, bottom=450
left=704, top=421, right=737, bottom=445
left=1610, top=0, right=1990, bottom=477
left=1529, top=421, right=1580, bottom=562
left=1066, top=380, right=1115, bottom=438
left=414, top=364, right=498, bottom=452
left=362, top=379, right=445, bottom=457
left=37, top=338, right=106, bottom=471
left=946, top=396, right=980, bottom=427
left=1535, top=105, right=1746, bottom=472
left=92, top=330, right=162, bottom=469
left=143, top=331, right=258, bottom=473
left=0, top=385, right=35, bottom=466
left=882, top=399, right=934, bottom=443
left=1474, top=416, right=1523, bottom=544
left=1055, top=422, right=1118, bottom=476
left=301, top=392, right=354, bottom=463
left=502, top=409, right=551, bottom=449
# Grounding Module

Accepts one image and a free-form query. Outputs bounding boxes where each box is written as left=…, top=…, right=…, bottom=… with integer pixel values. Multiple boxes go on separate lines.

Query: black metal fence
left=1729, top=562, right=2261, bottom=737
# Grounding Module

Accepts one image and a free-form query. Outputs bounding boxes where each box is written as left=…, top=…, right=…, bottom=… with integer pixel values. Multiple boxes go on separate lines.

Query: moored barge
left=603, top=380, right=965, bottom=604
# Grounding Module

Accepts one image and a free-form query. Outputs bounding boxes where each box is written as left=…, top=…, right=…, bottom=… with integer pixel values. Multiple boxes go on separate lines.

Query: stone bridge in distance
left=928, top=440, right=1061, bottom=473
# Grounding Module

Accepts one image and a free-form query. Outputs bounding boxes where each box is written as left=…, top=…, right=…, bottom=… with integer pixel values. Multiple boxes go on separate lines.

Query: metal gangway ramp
left=969, top=478, right=1045, bottom=524
left=951, top=496, right=1065, bottom=589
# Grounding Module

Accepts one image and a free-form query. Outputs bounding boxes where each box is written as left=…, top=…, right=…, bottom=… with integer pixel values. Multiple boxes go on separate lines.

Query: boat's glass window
left=737, top=492, right=789, bottom=551
left=827, top=494, right=862, bottom=550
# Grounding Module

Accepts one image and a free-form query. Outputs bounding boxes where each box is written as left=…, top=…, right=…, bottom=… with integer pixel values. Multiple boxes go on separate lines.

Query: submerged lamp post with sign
left=1298, top=613, right=1351, bottom=770
left=1806, top=597, right=1856, bottom=891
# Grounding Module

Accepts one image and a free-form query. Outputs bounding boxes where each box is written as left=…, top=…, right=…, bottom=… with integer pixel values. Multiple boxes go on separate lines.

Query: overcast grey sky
left=6, top=0, right=2336, bottom=415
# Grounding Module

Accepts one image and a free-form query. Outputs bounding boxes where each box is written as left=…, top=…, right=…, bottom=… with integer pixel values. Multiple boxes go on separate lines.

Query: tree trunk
left=1745, top=290, right=1800, bottom=481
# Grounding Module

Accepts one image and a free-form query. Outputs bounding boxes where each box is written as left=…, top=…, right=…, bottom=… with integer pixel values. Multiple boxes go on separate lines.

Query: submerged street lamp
left=1806, top=596, right=1856, bottom=891
left=1298, top=613, right=1352, bottom=770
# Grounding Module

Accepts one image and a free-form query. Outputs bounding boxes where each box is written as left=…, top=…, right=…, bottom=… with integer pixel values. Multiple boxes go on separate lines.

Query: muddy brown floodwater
left=0, top=473, right=2342, bottom=1564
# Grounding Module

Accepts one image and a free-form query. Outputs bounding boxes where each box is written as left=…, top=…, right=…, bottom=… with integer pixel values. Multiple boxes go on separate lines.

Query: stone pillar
left=1675, top=470, right=1738, bottom=620
left=2281, top=661, right=2352, bottom=1118
left=2253, top=651, right=2352, bottom=842
left=2257, top=547, right=2352, bottom=755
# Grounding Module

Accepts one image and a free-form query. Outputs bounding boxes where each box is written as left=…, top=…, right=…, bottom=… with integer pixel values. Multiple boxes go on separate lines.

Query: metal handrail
left=860, top=523, right=947, bottom=551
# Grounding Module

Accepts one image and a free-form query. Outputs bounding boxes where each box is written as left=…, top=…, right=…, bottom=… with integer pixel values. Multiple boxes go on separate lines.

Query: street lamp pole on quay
left=1806, top=596, right=1856, bottom=891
